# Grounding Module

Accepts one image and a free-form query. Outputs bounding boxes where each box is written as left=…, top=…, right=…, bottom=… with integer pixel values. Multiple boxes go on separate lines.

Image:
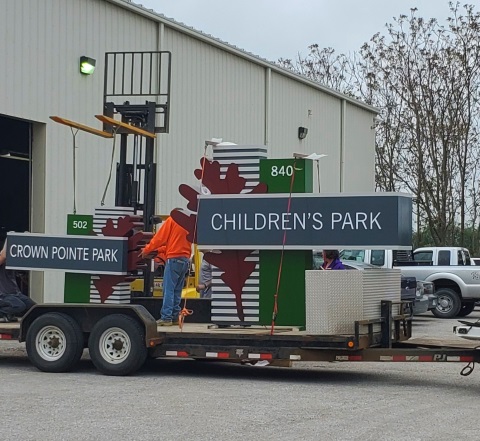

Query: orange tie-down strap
left=178, top=304, right=193, bottom=330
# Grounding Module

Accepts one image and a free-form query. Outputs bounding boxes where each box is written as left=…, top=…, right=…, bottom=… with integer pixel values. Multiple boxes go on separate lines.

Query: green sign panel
left=65, top=214, right=94, bottom=303
left=258, top=158, right=313, bottom=328
left=259, top=158, right=313, bottom=194
left=67, top=214, right=93, bottom=236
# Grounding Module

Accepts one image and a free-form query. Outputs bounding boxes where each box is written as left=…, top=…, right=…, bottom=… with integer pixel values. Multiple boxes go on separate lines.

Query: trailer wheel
left=432, top=288, right=461, bottom=318
left=457, top=302, right=475, bottom=317
left=26, top=313, right=84, bottom=373
left=88, top=314, right=147, bottom=376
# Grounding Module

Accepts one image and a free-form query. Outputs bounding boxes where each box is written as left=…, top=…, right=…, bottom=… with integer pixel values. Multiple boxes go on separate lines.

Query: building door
left=0, top=115, right=32, bottom=296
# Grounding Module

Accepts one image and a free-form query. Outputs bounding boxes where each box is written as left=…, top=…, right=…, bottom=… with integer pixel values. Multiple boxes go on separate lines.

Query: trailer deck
left=3, top=317, right=479, bottom=368
left=0, top=302, right=478, bottom=375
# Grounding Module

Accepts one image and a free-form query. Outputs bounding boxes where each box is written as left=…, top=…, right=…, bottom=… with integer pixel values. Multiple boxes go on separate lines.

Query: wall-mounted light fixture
left=80, top=56, right=96, bottom=75
left=298, top=126, right=308, bottom=140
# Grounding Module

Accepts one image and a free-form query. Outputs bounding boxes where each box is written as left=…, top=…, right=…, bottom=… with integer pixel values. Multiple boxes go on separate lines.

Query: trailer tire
left=26, top=312, right=84, bottom=373
left=432, top=288, right=461, bottom=318
left=88, top=314, right=147, bottom=376
left=457, top=302, right=475, bottom=317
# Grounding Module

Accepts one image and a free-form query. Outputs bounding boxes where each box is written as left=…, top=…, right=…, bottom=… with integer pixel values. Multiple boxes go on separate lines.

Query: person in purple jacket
left=321, top=250, right=346, bottom=270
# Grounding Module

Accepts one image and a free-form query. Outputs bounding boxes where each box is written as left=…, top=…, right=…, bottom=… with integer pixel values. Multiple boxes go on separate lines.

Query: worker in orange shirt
left=141, top=215, right=192, bottom=326
left=153, top=245, right=166, bottom=276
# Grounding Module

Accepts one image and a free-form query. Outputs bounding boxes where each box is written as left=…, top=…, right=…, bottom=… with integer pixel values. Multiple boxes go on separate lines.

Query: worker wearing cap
left=0, top=238, right=36, bottom=321
left=141, top=215, right=192, bottom=326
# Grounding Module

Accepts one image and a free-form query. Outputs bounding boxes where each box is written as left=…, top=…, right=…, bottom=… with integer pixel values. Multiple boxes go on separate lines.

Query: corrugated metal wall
left=2, top=0, right=160, bottom=223
left=1, top=0, right=377, bottom=301
left=343, top=103, right=376, bottom=191
left=159, top=28, right=266, bottom=210
left=2, top=0, right=161, bottom=301
left=270, top=72, right=343, bottom=193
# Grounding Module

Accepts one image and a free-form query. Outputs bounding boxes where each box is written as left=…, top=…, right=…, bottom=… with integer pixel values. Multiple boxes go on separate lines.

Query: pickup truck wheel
left=432, top=288, right=461, bottom=318
left=88, top=314, right=147, bottom=376
left=457, top=302, right=475, bottom=317
left=26, top=312, right=84, bottom=373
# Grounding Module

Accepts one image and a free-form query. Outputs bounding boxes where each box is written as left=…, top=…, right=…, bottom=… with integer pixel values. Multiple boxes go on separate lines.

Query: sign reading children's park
left=196, top=193, right=412, bottom=250
left=6, top=233, right=128, bottom=275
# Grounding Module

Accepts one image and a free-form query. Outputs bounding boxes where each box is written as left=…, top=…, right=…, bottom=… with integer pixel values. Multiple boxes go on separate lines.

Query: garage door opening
left=0, top=114, right=31, bottom=296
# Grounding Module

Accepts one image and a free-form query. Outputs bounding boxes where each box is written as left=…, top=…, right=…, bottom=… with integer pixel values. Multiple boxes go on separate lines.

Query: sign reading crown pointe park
left=196, top=193, right=413, bottom=250
left=6, top=233, right=128, bottom=275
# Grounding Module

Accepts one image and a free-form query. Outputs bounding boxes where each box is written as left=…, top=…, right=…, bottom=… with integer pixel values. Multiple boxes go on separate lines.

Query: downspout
left=340, top=99, right=346, bottom=192
left=155, top=22, right=165, bottom=212
left=264, top=67, right=271, bottom=147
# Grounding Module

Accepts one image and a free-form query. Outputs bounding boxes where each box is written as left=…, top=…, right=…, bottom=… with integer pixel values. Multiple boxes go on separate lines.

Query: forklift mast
left=102, top=51, right=172, bottom=295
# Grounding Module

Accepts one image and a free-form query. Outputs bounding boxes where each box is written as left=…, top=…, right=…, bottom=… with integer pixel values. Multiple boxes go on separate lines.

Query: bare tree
left=280, top=2, right=480, bottom=248
left=278, top=45, right=356, bottom=95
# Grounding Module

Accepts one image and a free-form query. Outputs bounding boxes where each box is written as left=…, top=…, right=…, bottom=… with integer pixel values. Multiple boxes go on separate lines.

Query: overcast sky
left=136, top=0, right=456, bottom=62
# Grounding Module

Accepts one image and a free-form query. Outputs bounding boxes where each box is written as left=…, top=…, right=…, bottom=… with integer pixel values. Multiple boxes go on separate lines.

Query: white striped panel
left=212, top=305, right=259, bottom=311
left=212, top=300, right=260, bottom=308
left=213, top=151, right=266, bottom=156
left=213, top=287, right=259, bottom=292
left=90, top=207, right=134, bottom=304
left=212, top=294, right=259, bottom=300
left=92, top=207, right=135, bottom=233
left=214, top=146, right=267, bottom=152
left=211, top=316, right=260, bottom=322
left=210, top=147, right=265, bottom=323
left=90, top=296, right=131, bottom=301
left=212, top=271, right=259, bottom=278
left=216, top=159, right=261, bottom=165
left=90, top=294, right=131, bottom=299
left=90, top=282, right=131, bottom=293
left=212, top=309, right=260, bottom=315
left=220, top=166, right=260, bottom=173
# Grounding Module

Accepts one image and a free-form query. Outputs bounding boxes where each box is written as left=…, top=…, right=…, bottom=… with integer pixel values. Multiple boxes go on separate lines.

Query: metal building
left=0, top=0, right=377, bottom=302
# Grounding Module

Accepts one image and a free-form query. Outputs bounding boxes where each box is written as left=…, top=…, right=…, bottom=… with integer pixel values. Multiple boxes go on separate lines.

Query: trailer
left=0, top=300, right=479, bottom=376
left=2, top=51, right=478, bottom=378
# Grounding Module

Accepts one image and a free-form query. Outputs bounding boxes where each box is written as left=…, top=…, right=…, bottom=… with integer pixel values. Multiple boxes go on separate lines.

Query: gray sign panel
left=196, top=193, right=412, bottom=250
left=6, top=233, right=129, bottom=275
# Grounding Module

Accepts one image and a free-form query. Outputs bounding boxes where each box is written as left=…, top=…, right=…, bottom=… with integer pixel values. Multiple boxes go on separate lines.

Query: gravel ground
left=0, top=310, right=479, bottom=441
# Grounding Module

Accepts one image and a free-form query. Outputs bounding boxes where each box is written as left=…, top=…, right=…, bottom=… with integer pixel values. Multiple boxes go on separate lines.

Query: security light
left=80, top=56, right=96, bottom=75
left=298, top=126, right=308, bottom=140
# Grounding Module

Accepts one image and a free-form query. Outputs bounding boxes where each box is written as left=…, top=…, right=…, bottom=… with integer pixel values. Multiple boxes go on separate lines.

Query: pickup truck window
left=464, top=250, right=471, bottom=265
left=458, top=250, right=465, bottom=266
left=371, top=250, right=385, bottom=266
left=340, top=250, right=365, bottom=262
left=438, top=250, right=450, bottom=265
left=413, top=251, right=433, bottom=262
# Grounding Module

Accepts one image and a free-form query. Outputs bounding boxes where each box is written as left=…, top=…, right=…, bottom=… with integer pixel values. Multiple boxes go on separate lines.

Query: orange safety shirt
left=143, top=217, right=191, bottom=260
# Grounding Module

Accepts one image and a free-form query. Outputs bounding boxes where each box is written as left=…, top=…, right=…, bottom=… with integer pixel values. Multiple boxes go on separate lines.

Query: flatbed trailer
left=0, top=301, right=479, bottom=376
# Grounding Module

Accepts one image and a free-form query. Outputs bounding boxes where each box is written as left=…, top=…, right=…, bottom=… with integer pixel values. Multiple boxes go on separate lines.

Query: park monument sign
left=6, top=233, right=128, bottom=275
left=196, top=192, right=412, bottom=250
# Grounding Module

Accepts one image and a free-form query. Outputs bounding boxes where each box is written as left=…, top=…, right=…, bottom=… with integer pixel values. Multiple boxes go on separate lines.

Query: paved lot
left=1, top=311, right=480, bottom=441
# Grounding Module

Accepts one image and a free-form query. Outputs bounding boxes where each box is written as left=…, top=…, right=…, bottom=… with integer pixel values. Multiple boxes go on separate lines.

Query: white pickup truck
left=340, top=247, right=478, bottom=319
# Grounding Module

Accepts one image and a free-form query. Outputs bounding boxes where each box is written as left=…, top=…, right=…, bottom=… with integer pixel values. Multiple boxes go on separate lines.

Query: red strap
left=270, top=160, right=296, bottom=335
left=180, top=146, right=208, bottom=331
